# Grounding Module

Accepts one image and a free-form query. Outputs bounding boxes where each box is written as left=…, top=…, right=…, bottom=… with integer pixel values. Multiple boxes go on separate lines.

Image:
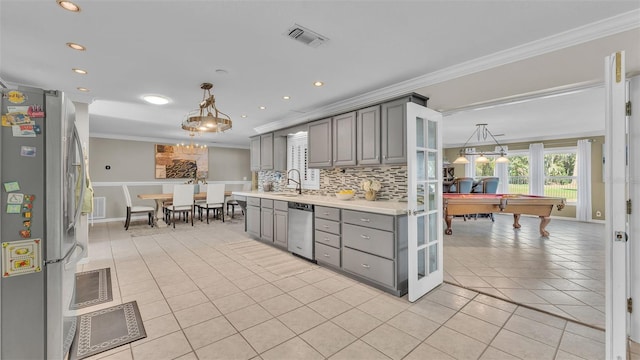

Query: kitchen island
left=232, top=191, right=409, bottom=296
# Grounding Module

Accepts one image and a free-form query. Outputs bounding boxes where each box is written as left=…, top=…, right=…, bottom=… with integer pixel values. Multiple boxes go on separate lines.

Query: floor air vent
left=286, top=24, right=328, bottom=48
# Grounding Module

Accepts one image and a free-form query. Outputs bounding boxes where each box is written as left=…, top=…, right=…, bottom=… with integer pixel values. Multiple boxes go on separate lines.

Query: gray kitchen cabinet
left=273, top=135, right=287, bottom=172
left=341, top=209, right=408, bottom=296
left=246, top=197, right=261, bottom=237
left=332, top=112, right=357, bottom=167
left=273, top=200, right=288, bottom=248
left=357, top=105, right=381, bottom=165
left=250, top=136, right=261, bottom=171
left=381, top=95, right=428, bottom=164
left=260, top=199, right=274, bottom=242
left=308, top=117, right=333, bottom=168
left=260, top=133, right=274, bottom=170
left=314, top=205, right=341, bottom=268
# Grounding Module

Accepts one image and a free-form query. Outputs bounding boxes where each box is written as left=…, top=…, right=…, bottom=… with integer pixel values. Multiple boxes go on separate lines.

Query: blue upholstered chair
left=472, top=177, right=500, bottom=221
left=449, top=177, right=474, bottom=193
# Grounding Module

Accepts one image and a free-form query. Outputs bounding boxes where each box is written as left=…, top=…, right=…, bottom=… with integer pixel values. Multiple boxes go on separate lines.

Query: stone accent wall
left=258, top=166, right=408, bottom=201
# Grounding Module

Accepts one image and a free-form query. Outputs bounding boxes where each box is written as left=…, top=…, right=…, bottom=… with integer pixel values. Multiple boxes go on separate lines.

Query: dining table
left=138, top=191, right=232, bottom=227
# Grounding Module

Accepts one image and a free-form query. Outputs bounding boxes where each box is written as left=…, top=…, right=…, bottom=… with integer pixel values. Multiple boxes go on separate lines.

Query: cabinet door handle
left=324, top=237, right=329, bottom=241
left=360, top=235, right=370, bottom=239
left=361, top=264, right=370, bottom=269
left=323, top=212, right=329, bottom=215
left=360, top=218, right=370, bottom=223
left=323, top=253, right=330, bottom=258
left=323, top=224, right=330, bottom=228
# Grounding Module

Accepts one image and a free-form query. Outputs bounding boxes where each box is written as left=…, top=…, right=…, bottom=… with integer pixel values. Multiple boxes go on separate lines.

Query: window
left=506, top=148, right=577, bottom=202
left=287, top=132, right=320, bottom=190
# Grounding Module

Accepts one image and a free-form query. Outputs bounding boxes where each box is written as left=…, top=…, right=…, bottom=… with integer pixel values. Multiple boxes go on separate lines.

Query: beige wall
left=444, top=135, right=605, bottom=220
left=89, top=137, right=251, bottom=219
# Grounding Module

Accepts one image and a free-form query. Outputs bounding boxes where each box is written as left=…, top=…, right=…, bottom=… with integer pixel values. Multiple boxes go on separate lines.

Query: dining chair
left=449, top=177, right=474, bottom=193
left=122, top=184, right=155, bottom=230
left=227, top=183, right=251, bottom=218
left=197, top=183, right=225, bottom=224
left=472, top=177, right=500, bottom=221
left=166, top=184, right=195, bottom=228
left=161, top=183, right=175, bottom=218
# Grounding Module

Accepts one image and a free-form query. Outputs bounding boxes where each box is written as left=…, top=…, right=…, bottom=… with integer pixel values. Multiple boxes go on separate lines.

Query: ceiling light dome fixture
left=181, top=82, right=232, bottom=134
left=143, top=94, right=170, bottom=105
left=452, top=123, right=509, bottom=164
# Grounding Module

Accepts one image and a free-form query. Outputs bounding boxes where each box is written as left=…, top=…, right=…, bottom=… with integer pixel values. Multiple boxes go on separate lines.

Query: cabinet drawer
left=248, top=197, right=261, bottom=207
left=343, top=247, right=394, bottom=288
left=315, top=218, right=340, bottom=235
left=261, top=198, right=274, bottom=208
left=315, top=206, right=340, bottom=221
left=342, top=210, right=393, bottom=231
left=315, top=242, right=340, bottom=268
left=315, top=230, right=340, bottom=248
left=343, top=224, right=394, bottom=259
left=274, top=200, right=288, bottom=211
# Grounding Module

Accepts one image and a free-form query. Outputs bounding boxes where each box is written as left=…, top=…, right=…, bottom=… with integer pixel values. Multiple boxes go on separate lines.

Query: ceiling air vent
left=285, top=24, right=328, bottom=48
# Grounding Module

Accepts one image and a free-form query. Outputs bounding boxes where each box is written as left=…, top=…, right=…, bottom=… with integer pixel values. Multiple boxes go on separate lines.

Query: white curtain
left=494, top=145, right=509, bottom=194
left=529, top=143, right=545, bottom=195
left=464, top=148, right=476, bottom=178
left=576, top=139, right=592, bottom=221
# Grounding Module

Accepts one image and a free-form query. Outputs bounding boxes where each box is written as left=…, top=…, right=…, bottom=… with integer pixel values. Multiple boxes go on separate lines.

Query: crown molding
left=90, top=133, right=250, bottom=149
left=255, top=9, right=640, bottom=134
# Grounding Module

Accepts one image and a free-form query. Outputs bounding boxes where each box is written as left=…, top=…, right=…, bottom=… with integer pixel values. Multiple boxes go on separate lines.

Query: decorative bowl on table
left=335, top=190, right=355, bottom=200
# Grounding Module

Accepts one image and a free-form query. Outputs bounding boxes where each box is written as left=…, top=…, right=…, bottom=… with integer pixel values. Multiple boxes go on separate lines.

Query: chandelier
left=452, top=123, right=508, bottom=164
left=181, top=82, right=232, bottom=134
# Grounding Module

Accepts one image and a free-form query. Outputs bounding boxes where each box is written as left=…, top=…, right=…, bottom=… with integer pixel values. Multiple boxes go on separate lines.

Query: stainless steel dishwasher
left=287, top=202, right=314, bottom=261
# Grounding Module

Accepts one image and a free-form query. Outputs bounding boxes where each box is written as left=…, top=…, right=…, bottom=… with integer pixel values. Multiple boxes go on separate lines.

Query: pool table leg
left=445, top=215, right=453, bottom=235
left=539, top=216, right=551, bottom=237
left=512, top=214, right=522, bottom=229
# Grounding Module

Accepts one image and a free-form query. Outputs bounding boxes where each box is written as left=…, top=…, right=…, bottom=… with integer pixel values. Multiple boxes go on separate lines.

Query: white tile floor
left=78, top=215, right=636, bottom=360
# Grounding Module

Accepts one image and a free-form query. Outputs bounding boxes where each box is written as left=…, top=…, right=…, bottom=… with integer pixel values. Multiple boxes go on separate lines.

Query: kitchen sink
left=270, top=193, right=299, bottom=197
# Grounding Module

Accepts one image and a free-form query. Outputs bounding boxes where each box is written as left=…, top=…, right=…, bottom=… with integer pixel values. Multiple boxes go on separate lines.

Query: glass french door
left=604, top=50, right=629, bottom=359
left=406, top=102, right=443, bottom=302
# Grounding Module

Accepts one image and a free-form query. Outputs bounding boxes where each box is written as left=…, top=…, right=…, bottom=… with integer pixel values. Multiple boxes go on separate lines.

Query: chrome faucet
left=287, top=169, right=302, bottom=194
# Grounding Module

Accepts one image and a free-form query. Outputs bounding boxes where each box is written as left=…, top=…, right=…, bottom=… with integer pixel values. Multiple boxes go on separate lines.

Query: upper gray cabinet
left=332, top=112, right=357, bottom=167
left=357, top=105, right=381, bottom=165
left=381, top=96, right=427, bottom=164
left=260, top=133, right=274, bottom=170
left=250, top=133, right=286, bottom=171
left=381, top=98, right=407, bottom=164
left=308, top=117, right=333, bottom=168
left=250, top=136, right=261, bottom=171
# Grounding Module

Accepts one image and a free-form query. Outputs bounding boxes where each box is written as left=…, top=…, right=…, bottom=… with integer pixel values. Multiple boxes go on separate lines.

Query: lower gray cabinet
left=342, top=247, right=395, bottom=288
left=246, top=197, right=261, bottom=238
left=314, top=206, right=341, bottom=268
left=273, top=201, right=288, bottom=248
left=260, top=199, right=274, bottom=242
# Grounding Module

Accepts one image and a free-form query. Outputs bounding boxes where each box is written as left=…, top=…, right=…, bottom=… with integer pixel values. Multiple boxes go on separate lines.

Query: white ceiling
left=1, top=1, right=639, bottom=148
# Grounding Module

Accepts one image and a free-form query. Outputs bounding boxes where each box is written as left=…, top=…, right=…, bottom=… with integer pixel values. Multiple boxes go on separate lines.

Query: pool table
left=442, top=194, right=566, bottom=237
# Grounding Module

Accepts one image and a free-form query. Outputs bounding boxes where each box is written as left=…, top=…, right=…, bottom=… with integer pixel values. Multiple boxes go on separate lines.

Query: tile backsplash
left=258, top=166, right=408, bottom=201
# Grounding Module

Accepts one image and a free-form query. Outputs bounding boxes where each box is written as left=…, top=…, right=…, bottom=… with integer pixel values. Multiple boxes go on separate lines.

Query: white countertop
left=232, top=191, right=409, bottom=216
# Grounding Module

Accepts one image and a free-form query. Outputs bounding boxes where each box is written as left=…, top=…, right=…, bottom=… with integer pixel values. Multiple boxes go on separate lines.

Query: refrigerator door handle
left=68, top=125, right=86, bottom=231
left=44, top=242, right=84, bottom=265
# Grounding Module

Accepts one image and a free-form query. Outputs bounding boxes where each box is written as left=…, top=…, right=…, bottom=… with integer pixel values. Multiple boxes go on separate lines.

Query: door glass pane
left=428, top=183, right=436, bottom=210
left=418, top=247, right=426, bottom=279
left=416, top=183, right=425, bottom=212
left=416, top=150, right=426, bottom=181
left=427, top=151, right=436, bottom=180
left=417, top=215, right=425, bottom=246
left=428, top=212, right=438, bottom=241
left=427, top=120, right=437, bottom=149
left=416, top=117, right=424, bottom=148
left=428, top=243, right=438, bottom=274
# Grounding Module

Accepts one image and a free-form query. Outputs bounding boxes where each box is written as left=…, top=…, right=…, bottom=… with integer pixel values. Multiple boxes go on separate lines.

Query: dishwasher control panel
left=288, top=202, right=314, bottom=211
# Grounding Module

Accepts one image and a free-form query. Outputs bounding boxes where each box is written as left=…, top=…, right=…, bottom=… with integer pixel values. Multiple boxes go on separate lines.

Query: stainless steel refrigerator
left=0, top=86, right=85, bottom=359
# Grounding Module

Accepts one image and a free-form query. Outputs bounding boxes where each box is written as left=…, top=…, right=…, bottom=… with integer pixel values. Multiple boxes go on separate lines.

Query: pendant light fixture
left=452, top=124, right=508, bottom=164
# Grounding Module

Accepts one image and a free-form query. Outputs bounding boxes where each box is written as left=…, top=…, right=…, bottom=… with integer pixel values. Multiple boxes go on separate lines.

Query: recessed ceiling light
left=72, top=68, right=87, bottom=74
left=67, top=42, right=86, bottom=51
left=143, top=95, right=170, bottom=105
left=259, top=106, right=266, bottom=110
left=57, top=0, right=80, bottom=12
left=77, top=87, right=90, bottom=92
left=241, top=115, right=247, bottom=118
left=314, top=81, right=324, bottom=87
left=283, top=96, right=290, bottom=100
